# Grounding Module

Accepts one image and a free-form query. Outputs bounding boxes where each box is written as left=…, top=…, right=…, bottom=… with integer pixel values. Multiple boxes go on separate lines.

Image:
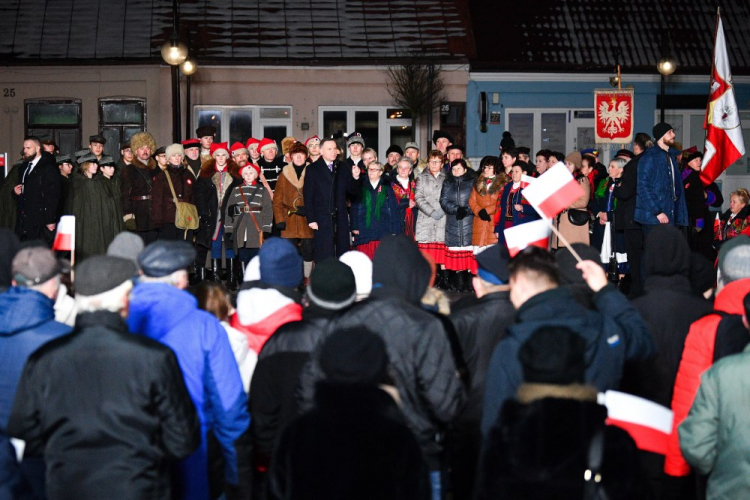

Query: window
left=194, top=106, right=292, bottom=146
left=319, top=107, right=415, bottom=157
left=505, top=108, right=598, bottom=157
left=25, top=99, right=82, bottom=157
left=99, top=98, right=146, bottom=158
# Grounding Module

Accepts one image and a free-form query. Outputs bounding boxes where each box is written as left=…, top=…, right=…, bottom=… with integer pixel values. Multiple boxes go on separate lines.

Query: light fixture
left=161, top=33, right=188, bottom=66
left=609, top=75, right=620, bottom=88
left=180, top=58, right=197, bottom=75
left=657, top=57, right=676, bottom=76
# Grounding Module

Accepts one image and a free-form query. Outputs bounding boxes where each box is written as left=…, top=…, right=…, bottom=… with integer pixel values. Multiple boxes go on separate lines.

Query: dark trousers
left=159, top=223, right=194, bottom=242
left=623, top=227, right=644, bottom=297
left=285, top=237, right=315, bottom=262
left=136, top=229, right=159, bottom=245
left=312, top=223, right=336, bottom=262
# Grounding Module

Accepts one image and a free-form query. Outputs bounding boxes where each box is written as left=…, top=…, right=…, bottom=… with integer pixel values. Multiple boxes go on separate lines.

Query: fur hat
left=289, top=142, right=309, bottom=157
left=129, top=132, right=157, bottom=154
left=165, top=143, right=185, bottom=159
left=196, top=125, right=216, bottom=138
left=259, top=138, right=277, bottom=154
left=281, top=137, right=297, bottom=156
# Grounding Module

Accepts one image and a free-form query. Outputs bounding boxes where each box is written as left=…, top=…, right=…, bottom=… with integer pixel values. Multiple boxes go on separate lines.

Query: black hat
left=519, top=326, right=587, bottom=385
left=120, top=142, right=131, bottom=150
left=55, top=154, right=73, bottom=165
left=98, top=155, right=116, bottom=167
left=685, top=151, right=704, bottom=164
left=320, top=328, right=389, bottom=386
left=475, top=244, right=510, bottom=285
left=307, top=259, right=357, bottom=310
left=517, top=147, right=531, bottom=155
left=75, top=256, right=136, bottom=296
left=615, top=149, right=635, bottom=159
left=652, top=122, right=673, bottom=142
left=151, top=146, right=166, bottom=158
left=196, top=125, right=216, bottom=138
left=500, top=131, right=515, bottom=151
left=77, top=153, right=99, bottom=164
left=385, top=144, right=403, bottom=156
left=432, top=130, right=454, bottom=145
left=89, top=134, right=106, bottom=145
left=446, top=144, right=465, bottom=154
left=138, top=241, right=196, bottom=277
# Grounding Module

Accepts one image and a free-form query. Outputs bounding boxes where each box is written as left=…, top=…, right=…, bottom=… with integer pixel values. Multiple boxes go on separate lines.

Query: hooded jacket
left=127, top=282, right=251, bottom=499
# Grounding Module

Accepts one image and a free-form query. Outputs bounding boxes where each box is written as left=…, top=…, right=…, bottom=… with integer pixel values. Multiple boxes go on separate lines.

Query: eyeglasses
left=428, top=160, right=443, bottom=165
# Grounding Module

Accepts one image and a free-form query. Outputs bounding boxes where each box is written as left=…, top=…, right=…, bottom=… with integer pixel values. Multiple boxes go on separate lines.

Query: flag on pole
left=701, top=10, right=745, bottom=185
left=52, top=216, right=75, bottom=251
left=520, top=174, right=535, bottom=189
left=503, top=218, right=551, bottom=257
left=521, top=162, right=585, bottom=219
left=599, top=390, right=673, bottom=455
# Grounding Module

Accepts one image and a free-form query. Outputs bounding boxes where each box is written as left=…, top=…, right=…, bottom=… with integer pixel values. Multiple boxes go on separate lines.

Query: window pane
left=260, top=107, right=291, bottom=119
left=263, top=126, right=288, bottom=148
left=230, top=109, right=253, bottom=145
left=27, top=103, right=79, bottom=126
left=101, top=101, right=144, bottom=124
left=576, top=127, right=596, bottom=152
left=688, top=114, right=704, bottom=152
left=387, top=108, right=412, bottom=120
left=101, top=128, right=121, bottom=158
left=123, top=127, right=141, bottom=144
left=389, top=124, right=412, bottom=152
left=440, top=103, right=464, bottom=126
left=27, top=128, right=53, bottom=142
left=355, top=111, right=379, bottom=153
left=541, top=113, right=566, bottom=152
left=197, top=109, right=222, bottom=142
left=663, top=113, right=684, bottom=145
left=323, top=111, right=347, bottom=140
left=57, top=130, right=78, bottom=158
left=508, top=113, right=533, bottom=150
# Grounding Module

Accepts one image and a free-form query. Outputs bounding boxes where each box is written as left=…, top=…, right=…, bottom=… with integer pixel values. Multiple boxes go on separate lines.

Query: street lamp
left=181, top=58, right=198, bottom=140
left=657, top=56, right=677, bottom=122
left=161, top=0, right=187, bottom=143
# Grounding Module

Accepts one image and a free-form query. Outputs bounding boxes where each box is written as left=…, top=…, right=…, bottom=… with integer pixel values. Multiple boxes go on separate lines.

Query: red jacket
left=665, top=278, right=750, bottom=476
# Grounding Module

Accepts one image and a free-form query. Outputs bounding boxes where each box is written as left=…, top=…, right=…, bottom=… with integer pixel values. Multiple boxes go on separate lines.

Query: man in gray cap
left=404, top=141, right=427, bottom=174
left=127, top=240, right=251, bottom=498
left=7, top=255, right=200, bottom=499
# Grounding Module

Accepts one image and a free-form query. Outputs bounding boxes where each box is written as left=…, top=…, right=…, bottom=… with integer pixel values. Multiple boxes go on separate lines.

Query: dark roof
left=0, top=0, right=474, bottom=65
left=469, top=0, right=750, bottom=75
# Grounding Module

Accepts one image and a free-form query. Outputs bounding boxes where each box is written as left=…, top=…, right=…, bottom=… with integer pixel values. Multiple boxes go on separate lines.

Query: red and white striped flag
left=504, top=218, right=551, bottom=257
left=599, top=390, right=673, bottom=455
left=701, top=11, right=745, bottom=185
left=521, top=162, right=585, bottom=219
left=52, top=215, right=75, bottom=252
left=520, top=174, right=535, bottom=189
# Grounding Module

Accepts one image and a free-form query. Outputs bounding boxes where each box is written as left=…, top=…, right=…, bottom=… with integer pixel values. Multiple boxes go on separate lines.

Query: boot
left=208, top=258, right=221, bottom=282
left=446, top=270, right=458, bottom=292
left=191, top=266, right=206, bottom=286
left=463, top=270, right=475, bottom=294
left=435, top=269, right=448, bottom=290
left=226, top=258, right=239, bottom=292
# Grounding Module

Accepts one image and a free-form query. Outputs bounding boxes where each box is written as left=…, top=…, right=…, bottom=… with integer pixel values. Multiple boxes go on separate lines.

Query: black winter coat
left=7, top=311, right=201, bottom=500
left=120, top=160, right=158, bottom=231
left=440, top=170, right=476, bottom=247
left=14, top=151, right=60, bottom=242
left=194, top=161, right=240, bottom=248
left=614, top=152, right=641, bottom=230
left=257, top=156, right=286, bottom=192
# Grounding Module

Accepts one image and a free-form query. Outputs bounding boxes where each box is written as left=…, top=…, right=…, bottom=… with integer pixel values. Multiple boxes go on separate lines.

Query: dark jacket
left=495, top=181, right=541, bottom=240
left=481, top=286, right=655, bottom=437
left=615, top=152, right=642, bottom=230
left=70, top=173, right=124, bottom=261
left=14, top=151, right=61, bottom=242
left=7, top=311, right=200, bottom=500
left=440, top=169, right=476, bottom=247
left=257, top=156, right=286, bottom=192
left=120, top=159, right=158, bottom=231
left=151, top=164, right=194, bottom=229
left=635, top=145, right=688, bottom=226
left=269, top=383, right=429, bottom=500
left=682, top=169, right=723, bottom=228
left=194, top=160, right=240, bottom=248
left=351, top=177, right=402, bottom=246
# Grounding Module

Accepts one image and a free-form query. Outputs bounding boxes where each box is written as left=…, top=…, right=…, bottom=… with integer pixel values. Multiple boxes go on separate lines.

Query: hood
left=371, top=235, right=431, bottom=304
left=643, top=225, right=690, bottom=278
left=127, top=282, right=197, bottom=339
left=715, top=277, right=750, bottom=314
left=0, top=287, right=56, bottom=335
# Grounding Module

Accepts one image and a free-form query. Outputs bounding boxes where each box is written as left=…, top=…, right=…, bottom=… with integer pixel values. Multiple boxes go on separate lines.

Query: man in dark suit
left=303, top=137, right=362, bottom=261
left=13, top=136, right=61, bottom=243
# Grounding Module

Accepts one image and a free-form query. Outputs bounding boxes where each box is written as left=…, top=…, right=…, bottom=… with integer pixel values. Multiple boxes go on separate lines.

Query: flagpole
left=543, top=218, right=584, bottom=263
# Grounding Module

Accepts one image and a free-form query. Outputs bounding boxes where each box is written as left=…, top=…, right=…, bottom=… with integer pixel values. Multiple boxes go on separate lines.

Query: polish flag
left=701, top=11, right=745, bottom=185
left=599, top=390, right=673, bottom=455
left=52, top=216, right=75, bottom=252
left=504, top=218, right=551, bottom=257
left=713, top=212, right=721, bottom=239
left=522, top=162, right=585, bottom=219
left=520, top=174, right=535, bottom=189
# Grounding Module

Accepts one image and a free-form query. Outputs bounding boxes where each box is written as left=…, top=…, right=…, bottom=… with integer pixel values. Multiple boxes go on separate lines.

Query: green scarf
left=364, top=182, right=387, bottom=229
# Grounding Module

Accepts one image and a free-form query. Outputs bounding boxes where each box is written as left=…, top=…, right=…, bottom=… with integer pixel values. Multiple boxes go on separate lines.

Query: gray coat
left=414, top=169, right=447, bottom=243
left=224, top=183, right=273, bottom=251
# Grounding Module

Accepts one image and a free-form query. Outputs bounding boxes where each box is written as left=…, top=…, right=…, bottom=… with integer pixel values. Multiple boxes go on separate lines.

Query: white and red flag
left=599, top=390, right=673, bottom=455
left=521, top=162, right=585, bottom=219
left=503, top=218, right=551, bottom=257
left=520, top=174, right=535, bottom=189
left=52, top=215, right=75, bottom=252
left=701, top=11, right=745, bottom=185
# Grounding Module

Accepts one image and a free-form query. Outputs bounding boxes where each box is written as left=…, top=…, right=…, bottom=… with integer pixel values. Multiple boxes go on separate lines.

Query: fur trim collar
left=474, top=172, right=508, bottom=196
left=281, top=163, right=306, bottom=189
left=516, top=383, right=598, bottom=404
left=199, top=158, right=240, bottom=179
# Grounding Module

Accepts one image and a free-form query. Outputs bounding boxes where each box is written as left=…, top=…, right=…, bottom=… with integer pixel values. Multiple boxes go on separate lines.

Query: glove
left=276, top=222, right=287, bottom=231
left=478, top=208, right=491, bottom=222
left=456, top=207, right=469, bottom=220
left=295, top=206, right=306, bottom=217
left=430, top=208, right=444, bottom=220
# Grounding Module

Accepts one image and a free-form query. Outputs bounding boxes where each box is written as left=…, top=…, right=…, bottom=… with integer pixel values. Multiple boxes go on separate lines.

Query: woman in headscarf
left=350, top=162, right=402, bottom=259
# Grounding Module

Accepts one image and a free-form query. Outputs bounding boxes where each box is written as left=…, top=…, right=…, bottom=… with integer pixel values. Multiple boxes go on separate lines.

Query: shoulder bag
left=164, top=170, right=199, bottom=233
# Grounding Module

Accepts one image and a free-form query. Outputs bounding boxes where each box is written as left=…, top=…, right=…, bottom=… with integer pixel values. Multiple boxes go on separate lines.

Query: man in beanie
left=121, top=131, right=159, bottom=244
left=635, top=123, right=688, bottom=232
left=181, top=138, right=202, bottom=178
left=0, top=247, right=71, bottom=498
left=257, top=138, right=285, bottom=192
left=249, top=258, right=357, bottom=495
left=384, top=144, right=403, bottom=171
left=7, top=255, right=200, bottom=500
left=298, top=235, right=465, bottom=498
left=196, top=125, right=216, bottom=163
left=127, top=241, right=251, bottom=499
left=270, top=327, right=429, bottom=500
left=151, top=143, right=195, bottom=242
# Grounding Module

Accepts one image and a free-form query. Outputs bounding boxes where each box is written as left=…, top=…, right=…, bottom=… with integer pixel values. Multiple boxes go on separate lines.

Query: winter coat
left=615, top=153, right=642, bottom=230
left=351, top=178, right=402, bottom=246
left=665, top=278, right=750, bottom=476
left=13, top=151, right=60, bottom=242
left=414, top=169, right=447, bottom=243
left=714, top=205, right=750, bottom=243
left=481, top=285, right=655, bottom=438
left=683, top=169, right=723, bottom=228
left=151, top=164, right=194, bottom=229
left=440, top=170, right=476, bottom=247
left=273, top=164, right=314, bottom=239
left=469, top=174, right=505, bottom=246
left=552, top=174, right=590, bottom=248
left=0, top=163, right=21, bottom=230
left=70, top=173, right=124, bottom=261
left=194, top=160, right=240, bottom=248
left=7, top=311, right=200, bottom=500
left=494, top=181, right=541, bottom=239
left=224, top=181, right=273, bottom=251
left=120, top=159, right=158, bottom=231
left=680, top=343, right=750, bottom=500
left=127, top=283, right=251, bottom=499
left=233, top=284, right=303, bottom=355
left=635, top=145, right=689, bottom=226
left=257, top=156, right=286, bottom=192
left=0, top=287, right=71, bottom=499
left=269, top=383, right=429, bottom=500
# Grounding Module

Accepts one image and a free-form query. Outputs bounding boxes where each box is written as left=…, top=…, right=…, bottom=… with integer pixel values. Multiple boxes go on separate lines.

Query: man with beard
left=197, top=125, right=216, bottom=164
left=121, top=132, right=159, bottom=244
left=635, top=122, right=688, bottom=235
left=231, top=142, right=250, bottom=168
left=181, top=139, right=202, bottom=178
left=12, top=136, right=60, bottom=243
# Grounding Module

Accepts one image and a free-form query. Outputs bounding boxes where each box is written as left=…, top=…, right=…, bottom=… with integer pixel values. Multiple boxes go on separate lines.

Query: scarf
left=364, top=182, right=386, bottom=229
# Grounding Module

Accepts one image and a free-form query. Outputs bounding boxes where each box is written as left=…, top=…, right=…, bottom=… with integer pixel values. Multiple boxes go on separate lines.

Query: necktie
left=328, top=163, right=333, bottom=172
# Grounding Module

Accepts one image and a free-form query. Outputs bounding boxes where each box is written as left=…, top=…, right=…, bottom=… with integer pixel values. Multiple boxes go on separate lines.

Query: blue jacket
left=495, top=182, right=541, bottom=242
left=127, top=283, right=250, bottom=499
left=635, top=145, right=688, bottom=226
left=0, top=287, right=71, bottom=498
left=350, top=178, right=402, bottom=245
left=480, top=286, right=654, bottom=438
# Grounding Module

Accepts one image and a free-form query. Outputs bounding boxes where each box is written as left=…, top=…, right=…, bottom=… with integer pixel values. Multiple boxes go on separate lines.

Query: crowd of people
left=1, top=121, right=750, bottom=500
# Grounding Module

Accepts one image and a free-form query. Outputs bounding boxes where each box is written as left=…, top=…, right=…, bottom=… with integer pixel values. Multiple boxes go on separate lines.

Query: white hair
left=75, top=280, right=133, bottom=313
left=139, top=270, right=187, bottom=287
